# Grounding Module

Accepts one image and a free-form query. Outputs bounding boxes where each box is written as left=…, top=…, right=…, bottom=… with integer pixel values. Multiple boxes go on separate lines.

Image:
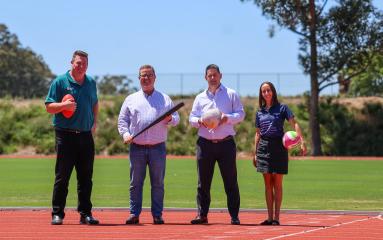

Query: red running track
left=0, top=209, right=382, bottom=239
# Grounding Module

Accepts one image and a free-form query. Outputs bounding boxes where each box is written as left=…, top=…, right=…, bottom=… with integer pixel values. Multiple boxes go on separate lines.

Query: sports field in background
left=0, top=157, right=382, bottom=210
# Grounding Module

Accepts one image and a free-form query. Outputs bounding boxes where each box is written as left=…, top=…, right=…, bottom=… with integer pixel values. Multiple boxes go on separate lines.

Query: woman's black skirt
left=256, top=136, right=289, bottom=174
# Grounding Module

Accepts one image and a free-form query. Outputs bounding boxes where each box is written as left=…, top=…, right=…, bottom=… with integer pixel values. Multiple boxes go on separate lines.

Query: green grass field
left=0, top=158, right=382, bottom=211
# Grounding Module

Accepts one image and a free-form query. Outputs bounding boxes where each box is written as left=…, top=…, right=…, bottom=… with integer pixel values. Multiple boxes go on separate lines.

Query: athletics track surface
left=0, top=208, right=382, bottom=239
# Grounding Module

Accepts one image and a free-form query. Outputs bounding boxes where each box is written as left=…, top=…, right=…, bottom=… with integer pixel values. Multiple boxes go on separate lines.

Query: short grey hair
left=139, top=64, right=156, bottom=76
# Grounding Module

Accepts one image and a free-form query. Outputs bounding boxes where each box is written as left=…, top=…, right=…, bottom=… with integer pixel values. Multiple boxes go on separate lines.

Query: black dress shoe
left=260, top=219, right=273, bottom=225
left=125, top=215, right=139, bottom=224
left=191, top=215, right=208, bottom=224
left=153, top=216, right=164, bottom=224
left=80, top=215, right=99, bottom=225
left=272, top=220, right=280, bottom=225
left=51, top=215, right=63, bottom=225
left=231, top=217, right=240, bottom=225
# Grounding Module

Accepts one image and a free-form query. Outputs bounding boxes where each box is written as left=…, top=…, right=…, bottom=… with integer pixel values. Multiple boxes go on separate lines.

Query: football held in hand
left=61, top=94, right=75, bottom=118
left=201, top=108, right=222, bottom=129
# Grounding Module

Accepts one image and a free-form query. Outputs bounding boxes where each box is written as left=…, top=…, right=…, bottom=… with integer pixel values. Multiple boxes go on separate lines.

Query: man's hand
left=219, top=114, right=228, bottom=126
left=164, top=115, right=172, bottom=123
left=123, top=134, right=133, bottom=145
left=92, top=122, right=97, bottom=135
left=198, top=118, right=208, bottom=128
left=62, top=98, right=76, bottom=112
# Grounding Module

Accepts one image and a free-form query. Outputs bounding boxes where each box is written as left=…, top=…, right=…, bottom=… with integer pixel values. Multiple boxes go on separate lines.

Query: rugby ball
left=201, top=108, right=222, bottom=129
left=61, top=94, right=75, bottom=118
left=282, top=131, right=301, bottom=149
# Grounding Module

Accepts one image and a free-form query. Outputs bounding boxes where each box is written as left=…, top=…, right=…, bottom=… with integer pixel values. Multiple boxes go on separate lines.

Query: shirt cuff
left=190, top=117, right=201, bottom=128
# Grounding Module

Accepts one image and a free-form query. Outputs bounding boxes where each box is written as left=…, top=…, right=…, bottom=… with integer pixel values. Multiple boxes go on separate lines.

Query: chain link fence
left=127, top=72, right=338, bottom=97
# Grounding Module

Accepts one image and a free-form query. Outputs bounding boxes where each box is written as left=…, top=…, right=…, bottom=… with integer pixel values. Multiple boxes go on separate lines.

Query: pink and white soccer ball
left=201, top=108, right=222, bottom=129
left=282, top=131, right=301, bottom=149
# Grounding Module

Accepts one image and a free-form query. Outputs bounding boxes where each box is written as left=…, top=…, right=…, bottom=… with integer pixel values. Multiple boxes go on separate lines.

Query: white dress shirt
left=189, top=84, right=245, bottom=140
left=118, top=89, right=180, bottom=145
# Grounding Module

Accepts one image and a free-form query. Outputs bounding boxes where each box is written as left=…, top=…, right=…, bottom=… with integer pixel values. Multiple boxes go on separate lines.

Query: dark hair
left=139, top=64, right=156, bottom=76
left=205, top=64, right=220, bottom=75
left=258, top=81, right=279, bottom=109
left=72, top=50, right=88, bottom=61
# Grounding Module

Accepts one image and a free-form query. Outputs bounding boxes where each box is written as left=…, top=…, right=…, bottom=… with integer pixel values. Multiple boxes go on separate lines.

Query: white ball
left=201, top=108, right=222, bottom=129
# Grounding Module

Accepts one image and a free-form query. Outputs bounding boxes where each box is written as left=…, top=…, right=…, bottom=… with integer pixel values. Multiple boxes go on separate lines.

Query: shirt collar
left=206, top=84, right=224, bottom=97
left=262, top=103, right=279, bottom=112
left=66, top=70, right=87, bottom=86
left=140, top=89, right=156, bottom=98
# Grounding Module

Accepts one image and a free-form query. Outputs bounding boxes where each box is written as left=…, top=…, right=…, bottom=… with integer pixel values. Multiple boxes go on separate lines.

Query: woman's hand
left=252, top=155, right=257, bottom=168
left=300, top=142, right=307, bottom=156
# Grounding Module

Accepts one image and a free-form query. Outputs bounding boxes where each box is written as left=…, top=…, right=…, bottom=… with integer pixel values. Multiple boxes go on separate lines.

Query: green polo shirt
left=45, top=71, right=98, bottom=131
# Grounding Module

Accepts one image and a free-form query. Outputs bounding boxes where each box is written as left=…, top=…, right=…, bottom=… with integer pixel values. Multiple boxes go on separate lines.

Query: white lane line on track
left=263, top=215, right=378, bottom=240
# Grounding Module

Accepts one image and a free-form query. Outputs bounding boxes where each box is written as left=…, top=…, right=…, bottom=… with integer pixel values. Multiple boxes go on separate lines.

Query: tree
left=96, top=74, right=137, bottom=95
left=347, top=53, right=383, bottom=96
left=242, top=0, right=383, bottom=155
left=0, top=24, right=53, bottom=98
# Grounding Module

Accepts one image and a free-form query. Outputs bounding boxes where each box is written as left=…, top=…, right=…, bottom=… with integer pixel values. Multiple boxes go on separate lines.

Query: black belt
left=202, top=135, right=233, bottom=144
left=132, top=142, right=164, bottom=148
left=55, top=127, right=89, bottom=134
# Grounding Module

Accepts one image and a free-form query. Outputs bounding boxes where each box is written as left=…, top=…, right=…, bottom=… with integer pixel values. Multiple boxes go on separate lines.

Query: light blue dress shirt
left=189, top=84, right=245, bottom=140
left=118, top=89, right=180, bottom=145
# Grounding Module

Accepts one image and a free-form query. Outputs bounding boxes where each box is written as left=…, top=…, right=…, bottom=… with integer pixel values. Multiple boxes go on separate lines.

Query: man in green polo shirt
left=45, top=50, right=99, bottom=225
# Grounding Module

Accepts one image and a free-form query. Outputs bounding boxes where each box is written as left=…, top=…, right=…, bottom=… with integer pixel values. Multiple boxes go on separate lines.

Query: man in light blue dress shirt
left=118, top=65, right=180, bottom=225
left=189, top=64, right=245, bottom=225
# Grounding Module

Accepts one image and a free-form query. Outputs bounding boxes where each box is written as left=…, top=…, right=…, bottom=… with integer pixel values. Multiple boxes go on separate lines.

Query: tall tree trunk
left=309, top=0, right=323, bottom=156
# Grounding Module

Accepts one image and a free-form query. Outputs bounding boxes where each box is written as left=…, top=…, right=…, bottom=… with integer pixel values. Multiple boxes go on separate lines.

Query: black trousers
left=52, top=129, right=95, bottom=218
left=195, top=137, right=240, bottom=218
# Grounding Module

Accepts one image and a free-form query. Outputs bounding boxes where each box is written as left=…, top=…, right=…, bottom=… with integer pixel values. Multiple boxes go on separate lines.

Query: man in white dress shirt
left=118, top=64, right=180, bottom=225
left=189, top=64, right=245, bottom=225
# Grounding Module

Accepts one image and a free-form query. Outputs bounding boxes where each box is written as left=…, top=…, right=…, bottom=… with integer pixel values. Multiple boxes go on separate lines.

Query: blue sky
left=1, top=0, right=382, bottom=95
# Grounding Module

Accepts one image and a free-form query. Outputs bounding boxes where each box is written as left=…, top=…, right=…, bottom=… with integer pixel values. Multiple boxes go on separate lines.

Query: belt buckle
left=212, top=139, right=219, bottom=143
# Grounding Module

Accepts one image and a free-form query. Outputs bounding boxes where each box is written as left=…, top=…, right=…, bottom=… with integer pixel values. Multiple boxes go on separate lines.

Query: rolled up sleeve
left=117, top=98, right=131, bottom=138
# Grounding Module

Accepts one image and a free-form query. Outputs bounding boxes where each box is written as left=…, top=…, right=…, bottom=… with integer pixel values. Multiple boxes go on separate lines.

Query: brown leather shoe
left=125, top=215, right=139, bottom=224
left=191, top=215, right=208, bottom=224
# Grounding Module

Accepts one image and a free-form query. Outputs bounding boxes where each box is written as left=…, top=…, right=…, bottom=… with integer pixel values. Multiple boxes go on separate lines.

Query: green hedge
left=318, top=98, right=383, bottom=155
left=0, top=96, right=382, bottom=156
